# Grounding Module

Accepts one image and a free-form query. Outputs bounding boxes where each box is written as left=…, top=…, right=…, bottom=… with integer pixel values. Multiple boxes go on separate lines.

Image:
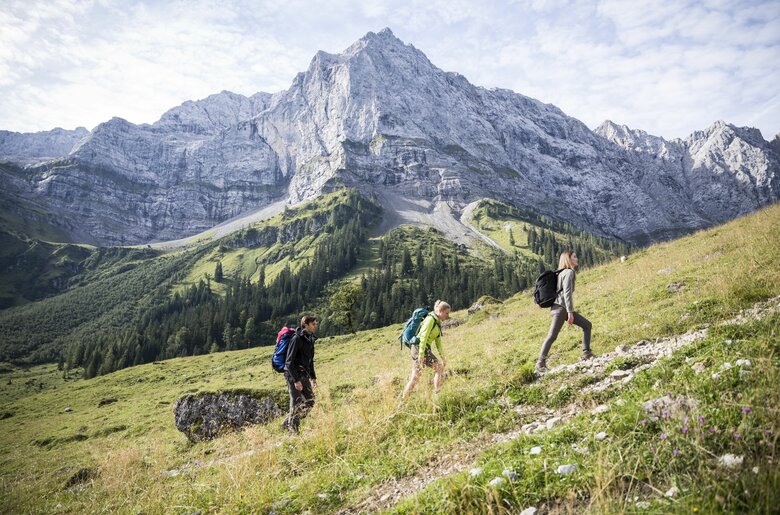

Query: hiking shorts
left=410, top=345, right=438, bottom=368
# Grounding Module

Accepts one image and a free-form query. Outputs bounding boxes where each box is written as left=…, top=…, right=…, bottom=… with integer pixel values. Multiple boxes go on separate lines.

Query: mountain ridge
left=1, top=28, right=778, bottom=246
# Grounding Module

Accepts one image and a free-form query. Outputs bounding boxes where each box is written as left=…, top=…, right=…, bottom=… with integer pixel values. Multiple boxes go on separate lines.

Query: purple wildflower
left=683, top=417, right=689, bottom=424
left=639, top=419, right=648, bottom=426
left=697, top=416, right=705, bottom=424
left=734, top=433, right=742, bottom=440
left=662, top=410, right=670, bottom=419
left=766, top=429, right=774, bottom=436
left=681, top=426, right=689, bottom=434
left=709, top=427, right=717, bottom=434
left=742, top=407, right=752, bottom=415
left=673, top=449, right=681, bottom=456
left=659, top=433, right=668, bottom=440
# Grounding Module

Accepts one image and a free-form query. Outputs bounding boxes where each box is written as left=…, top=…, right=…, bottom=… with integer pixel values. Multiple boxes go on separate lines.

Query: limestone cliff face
left=2, top=29, right=778, bottom=245
left=0, top=127, right=89, bottom=164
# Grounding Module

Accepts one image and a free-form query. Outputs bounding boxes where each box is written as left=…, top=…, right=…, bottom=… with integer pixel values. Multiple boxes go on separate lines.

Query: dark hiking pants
left=284, top=372, right=314, bottom=432
left=539, top=304, right=592, bottom=361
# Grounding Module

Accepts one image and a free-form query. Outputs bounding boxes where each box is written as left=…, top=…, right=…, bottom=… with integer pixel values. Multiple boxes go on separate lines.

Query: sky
left=1, top=0, right=779, bottom=140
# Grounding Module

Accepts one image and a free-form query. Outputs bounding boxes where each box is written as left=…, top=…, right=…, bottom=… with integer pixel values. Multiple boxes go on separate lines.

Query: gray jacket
left=554, top=268, right=576, bottom=313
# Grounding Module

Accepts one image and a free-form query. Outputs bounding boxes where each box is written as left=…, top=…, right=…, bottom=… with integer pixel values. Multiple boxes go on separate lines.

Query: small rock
left=488, top=476, right=506, bottom=487
left=557, top=464, right=576, bottom=475
left=530, top=446, right=542, bottom=455
left=692, top=362, right=707, bottom=374
left=735, top=359, right=752, bottom=368
left=520, top=508, right=538, bottom=515
left=739, top=369, right=752, bottom=377
left=635, top=500, right=651, bottom=509
left=98, top=398, right=118, bottom=407
left=610, top=370, right=631, bottom=378
left=620, top=256, right=627, bottom=263
left=615, top=399, right=626, bottom=406
left=571, top=443, right=590, bottom=455
left=615, top=344, right=629, bottom=353
left=379, top=493, right=391, bottom=502
left=502, top=469, right=517, bottom=481
left=64, top=407, right=73, bottom=413
left=656, top=267, right=672, bottom=274
left=718, top=454, right=744, bottom=468
left=665, top=485, right=680, bottom=497
left=546, top=417, right=563, bottom=429
left=316, top=493, right=327, bottom=500
left=522, top=422, right=540, bottom=434
left=720, top=362, right=733, bottom=371
left=666, top=282, right=685, bottom=293
left=724, top=339, right=734, bottom=345
left=591, top=405, right=610, bottom=415
left=595, top=431, right=608, bottom=440
left=711, top=372, right=721, bottom=379
left=643, top=396, right=699, bottom=420
left=752, top=466, right=759, bottom=474
left=469, top=467, right=483, bottom=477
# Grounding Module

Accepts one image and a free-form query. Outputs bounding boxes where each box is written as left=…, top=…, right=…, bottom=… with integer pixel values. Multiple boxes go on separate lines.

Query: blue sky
left=1, top=0, right=779, bottom=140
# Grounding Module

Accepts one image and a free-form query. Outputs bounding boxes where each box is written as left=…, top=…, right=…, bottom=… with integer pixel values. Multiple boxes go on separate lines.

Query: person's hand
left=311, top=379, right=318, bottom=389
left=294, top=381, right=303, bottom=391
left=567, top=312, right=574, bottom=325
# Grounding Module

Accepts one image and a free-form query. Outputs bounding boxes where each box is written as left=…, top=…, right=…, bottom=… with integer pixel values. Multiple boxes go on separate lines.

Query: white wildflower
left=488, top=477, right=506, bottom=487
left=718, top=454, right=744, bottom=468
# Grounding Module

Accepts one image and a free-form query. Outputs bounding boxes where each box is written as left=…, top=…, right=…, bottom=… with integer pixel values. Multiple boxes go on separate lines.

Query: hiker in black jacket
left=283, top=315, right=318, bottom=432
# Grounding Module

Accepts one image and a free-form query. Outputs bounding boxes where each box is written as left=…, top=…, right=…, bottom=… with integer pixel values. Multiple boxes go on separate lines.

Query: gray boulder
left=173, top=390, right=284, bottom=442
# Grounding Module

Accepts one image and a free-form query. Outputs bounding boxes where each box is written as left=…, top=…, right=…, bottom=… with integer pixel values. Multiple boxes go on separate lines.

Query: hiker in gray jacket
left=536, top=251, right=594, bottom=371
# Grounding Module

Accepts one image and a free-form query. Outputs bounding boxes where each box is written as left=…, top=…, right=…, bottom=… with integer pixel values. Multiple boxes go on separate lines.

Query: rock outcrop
left=173, top=390, right=284, bottom=442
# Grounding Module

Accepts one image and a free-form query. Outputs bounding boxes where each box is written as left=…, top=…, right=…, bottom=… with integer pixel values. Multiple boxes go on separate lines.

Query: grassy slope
left=465, top=199, right=620, bottom=261
left=0, top=204, right=778, bottom=513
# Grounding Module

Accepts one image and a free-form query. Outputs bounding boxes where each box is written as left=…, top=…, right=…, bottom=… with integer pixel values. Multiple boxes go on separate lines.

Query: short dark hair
left=301, top=315, right=318, bottom=327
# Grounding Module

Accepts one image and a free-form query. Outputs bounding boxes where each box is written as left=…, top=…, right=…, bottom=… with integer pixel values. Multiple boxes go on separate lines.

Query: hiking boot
left=535, top=359, right=547, bottom=372
left=580, top=350, right=595, bottom=361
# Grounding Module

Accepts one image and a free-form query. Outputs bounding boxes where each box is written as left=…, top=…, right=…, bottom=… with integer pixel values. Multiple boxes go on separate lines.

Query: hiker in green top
left=403, top=300, right=451, bottom=398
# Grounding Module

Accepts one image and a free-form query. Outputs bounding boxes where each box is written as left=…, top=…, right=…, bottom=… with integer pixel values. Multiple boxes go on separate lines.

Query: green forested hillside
left=0, top=190, right=631, bottom=376
left=0, top=202, right=777, bottom=514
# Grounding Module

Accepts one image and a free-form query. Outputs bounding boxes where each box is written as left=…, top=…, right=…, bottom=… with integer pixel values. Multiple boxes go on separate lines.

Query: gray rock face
left=2, top=29, right=778, bottom=245
left=0, top=127, right=88, bottom=164
left=595, top=120, right=780, bottom=227
left=173, top=390, right=283, bottom=442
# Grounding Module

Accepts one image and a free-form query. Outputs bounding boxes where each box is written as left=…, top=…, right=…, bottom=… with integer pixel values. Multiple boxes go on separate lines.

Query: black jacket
left=284, top=328, right=317, bottom=382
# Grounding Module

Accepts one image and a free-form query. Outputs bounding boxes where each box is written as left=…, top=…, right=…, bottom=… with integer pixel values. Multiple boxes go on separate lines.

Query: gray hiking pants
left=539, top=304, right=592, bottom=361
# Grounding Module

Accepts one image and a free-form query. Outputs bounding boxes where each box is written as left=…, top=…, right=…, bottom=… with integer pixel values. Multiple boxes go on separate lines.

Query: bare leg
left=432, top=362, right=445, bottom=393
left=403, top=367, right=421, bottom=398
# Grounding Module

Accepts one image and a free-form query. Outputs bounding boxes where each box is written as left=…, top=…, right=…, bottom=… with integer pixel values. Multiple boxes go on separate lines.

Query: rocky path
left=339, top=295, right=780, bottom=514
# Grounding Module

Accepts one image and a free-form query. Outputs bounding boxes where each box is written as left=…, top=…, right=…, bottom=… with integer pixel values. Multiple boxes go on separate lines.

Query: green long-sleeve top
left=416, top=313, right=443, bottom=359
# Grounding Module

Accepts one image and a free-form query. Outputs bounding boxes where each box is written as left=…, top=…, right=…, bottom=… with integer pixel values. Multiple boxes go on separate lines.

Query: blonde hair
left=434, top=300, right=451, bottom=314
left=558, top=251, right=577, bottom=270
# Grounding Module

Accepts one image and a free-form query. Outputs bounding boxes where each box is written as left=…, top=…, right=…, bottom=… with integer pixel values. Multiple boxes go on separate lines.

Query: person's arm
left=416, top=315, right=435, bottom=361
left=309, top=347, right=317, bottom=382
left=434, top=333, right=444, bottom=365
left=562, top=270, right=575, bottom=314
left=284, top=334, right=300, bottom=382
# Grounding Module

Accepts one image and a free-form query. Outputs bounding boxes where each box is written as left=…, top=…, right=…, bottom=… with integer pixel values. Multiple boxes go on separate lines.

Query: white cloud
left=0, top=0, right=778, bottom=140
